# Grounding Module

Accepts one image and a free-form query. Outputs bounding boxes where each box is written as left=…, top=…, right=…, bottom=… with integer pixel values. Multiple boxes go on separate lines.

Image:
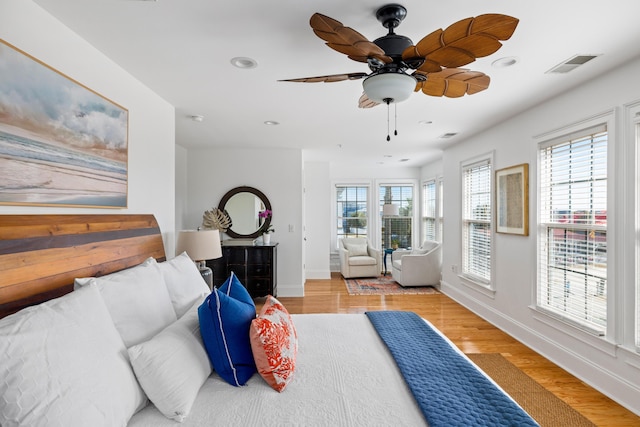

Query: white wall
left=179, top=146, right=304, bottom=296
left=438, top=56, right=640, bottom=414
left=304, top=162, right=331, bottom=279
left=0, top=0, right=176, bottom=253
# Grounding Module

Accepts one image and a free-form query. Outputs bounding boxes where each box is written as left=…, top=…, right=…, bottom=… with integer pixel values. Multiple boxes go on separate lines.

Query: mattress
left=128, top=313, right=514, bottom=426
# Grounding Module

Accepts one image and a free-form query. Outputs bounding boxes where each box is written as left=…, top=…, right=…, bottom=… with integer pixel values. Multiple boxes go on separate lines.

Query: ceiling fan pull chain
left=385, top=98, right=392, bottom=141
left=394, top=103, right=398, bottom=136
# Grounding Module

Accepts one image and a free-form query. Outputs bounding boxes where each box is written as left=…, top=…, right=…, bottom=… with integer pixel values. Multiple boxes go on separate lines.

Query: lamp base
left=197, top=260, right=213, bottom=290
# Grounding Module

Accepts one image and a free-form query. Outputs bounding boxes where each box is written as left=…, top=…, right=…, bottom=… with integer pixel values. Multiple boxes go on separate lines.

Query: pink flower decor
left=259, top=209, right=272, bottom=219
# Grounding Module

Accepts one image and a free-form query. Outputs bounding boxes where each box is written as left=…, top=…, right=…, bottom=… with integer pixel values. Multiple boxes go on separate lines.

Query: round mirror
left=218, top=186, right=271, bottom=239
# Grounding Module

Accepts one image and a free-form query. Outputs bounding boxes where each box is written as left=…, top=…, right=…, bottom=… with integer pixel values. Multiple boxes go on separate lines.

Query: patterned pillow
left=198, top=272, right=257, bottom=386
left=250, top=295, right=298, bottom=392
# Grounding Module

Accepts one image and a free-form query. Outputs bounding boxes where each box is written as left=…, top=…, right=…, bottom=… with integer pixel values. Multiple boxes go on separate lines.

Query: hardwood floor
left=268, top=274, right=640, bottom=427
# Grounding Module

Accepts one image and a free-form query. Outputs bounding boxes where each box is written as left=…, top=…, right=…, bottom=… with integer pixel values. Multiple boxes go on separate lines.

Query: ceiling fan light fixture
left=362, top=72, right=416, bottom=104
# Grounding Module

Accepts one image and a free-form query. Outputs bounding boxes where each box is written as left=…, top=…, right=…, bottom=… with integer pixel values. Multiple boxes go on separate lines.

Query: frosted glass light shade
left=363, top=72, right=416, bottom=103
left=176, top=229, right=222, bottom=261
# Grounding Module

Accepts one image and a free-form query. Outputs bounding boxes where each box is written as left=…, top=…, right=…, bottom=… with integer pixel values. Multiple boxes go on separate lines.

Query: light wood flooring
left=265, top=273, right=640, bottom=427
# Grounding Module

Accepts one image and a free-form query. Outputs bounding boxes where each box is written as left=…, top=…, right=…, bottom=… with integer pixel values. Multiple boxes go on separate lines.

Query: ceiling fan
left=281, top=4, right=519, bottom=109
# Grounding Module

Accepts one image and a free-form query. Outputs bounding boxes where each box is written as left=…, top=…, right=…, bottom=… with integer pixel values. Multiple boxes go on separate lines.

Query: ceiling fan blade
left=279, top=72, right=368, bottom=83
left=358, top=93, right=380, bottom=109
left=310, top=13, right=392, bottom=64
left=403, top=14, right=519, bottom=69
left=415, top=69, right=490, bottom=98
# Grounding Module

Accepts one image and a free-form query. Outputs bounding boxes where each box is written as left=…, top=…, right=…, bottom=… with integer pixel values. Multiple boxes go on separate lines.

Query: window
left=380, top=185, right=413, bottom=249
left=634, top=111, right=640, bottom=349
left=538, top=125, right=607, bottom=334
left=336, top=185, right=368, bottom=245
left=462, top=158, right=492, bottom=284
left=423, top=180, right=436, bottom=241
left=438, top=178, right=444, bottom=242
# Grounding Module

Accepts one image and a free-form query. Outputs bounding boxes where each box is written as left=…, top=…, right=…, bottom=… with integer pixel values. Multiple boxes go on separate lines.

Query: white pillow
left=0, top=284, right=147, bottom=426
left=344, top=242, right=369, bottom=257
left=75, top=257, right=177, bottom=347
left=128, top=301, right=212, bottom=422
left=157, top=251, right=210, bottom=318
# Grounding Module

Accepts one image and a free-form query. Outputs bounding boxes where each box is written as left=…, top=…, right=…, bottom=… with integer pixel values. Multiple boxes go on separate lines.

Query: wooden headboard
left=0, top=214, right=166, bottom=318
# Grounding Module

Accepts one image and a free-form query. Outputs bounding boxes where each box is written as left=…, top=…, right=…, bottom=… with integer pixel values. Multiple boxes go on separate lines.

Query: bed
left=0, top=214, right=539, bottom=426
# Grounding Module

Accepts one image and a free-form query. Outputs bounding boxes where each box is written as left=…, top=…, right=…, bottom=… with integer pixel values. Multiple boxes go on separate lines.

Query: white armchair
left=339, top=237, right=381, bottom=279
left=391, top=240, right=441, bottom=287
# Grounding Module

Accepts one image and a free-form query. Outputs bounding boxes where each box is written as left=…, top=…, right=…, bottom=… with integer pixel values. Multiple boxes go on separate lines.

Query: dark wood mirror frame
left=218, top=186, right=272, bottom=239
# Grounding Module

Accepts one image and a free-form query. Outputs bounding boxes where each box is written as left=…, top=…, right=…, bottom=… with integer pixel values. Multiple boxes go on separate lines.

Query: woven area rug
left=468, top=353, right=596, bottom=427
left=343, top=275, right=439, bottom=295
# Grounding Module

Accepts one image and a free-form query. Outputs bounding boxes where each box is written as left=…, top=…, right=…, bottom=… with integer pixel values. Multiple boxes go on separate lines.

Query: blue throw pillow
left=198, top=272, right=257, bottom=386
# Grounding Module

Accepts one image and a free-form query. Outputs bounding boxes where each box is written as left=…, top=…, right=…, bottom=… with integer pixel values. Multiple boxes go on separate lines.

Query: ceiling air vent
left=439, top=132, right=458, bottom=139
left=546, top=54, right=600, bottom=74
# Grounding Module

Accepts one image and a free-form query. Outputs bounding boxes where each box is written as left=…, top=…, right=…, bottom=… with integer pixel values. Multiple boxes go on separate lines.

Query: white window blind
left=423, top=180, right=436, bottom=242
left=635, top=117, right=640, bottom=350
left=438, top=178, right=444, bottom=242
left=462, top=159, right=492, bottom=283
left=538, top=126, right=607, bottom=334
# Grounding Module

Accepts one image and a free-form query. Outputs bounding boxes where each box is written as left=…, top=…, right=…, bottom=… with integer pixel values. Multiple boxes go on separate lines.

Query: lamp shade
left=362, top=72, right=416, bottom=104
left=383, top=203, right=399, bottom=216
left=176, top=229, right=222, bottom=261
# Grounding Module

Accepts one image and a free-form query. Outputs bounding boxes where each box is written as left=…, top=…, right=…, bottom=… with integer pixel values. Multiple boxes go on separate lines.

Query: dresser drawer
left=247, top=263, right=271, bottom=277
left=246, top=278, right=272, bottom=297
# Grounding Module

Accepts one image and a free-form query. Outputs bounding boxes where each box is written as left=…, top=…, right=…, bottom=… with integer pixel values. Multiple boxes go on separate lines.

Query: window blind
left=538, top=127, right=607, bottom=333
left=462, top=160, right=492, bottom=283
left=423, top=180, right=436, bottom=242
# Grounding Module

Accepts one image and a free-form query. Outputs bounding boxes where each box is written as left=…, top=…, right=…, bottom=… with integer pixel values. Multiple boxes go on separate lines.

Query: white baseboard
left=276, top=283, right=304, bottom=297
left=305, top=269, right=331, bottom=280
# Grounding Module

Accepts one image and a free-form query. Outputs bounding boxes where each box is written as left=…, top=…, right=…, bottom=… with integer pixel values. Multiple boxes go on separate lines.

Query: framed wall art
left=496, top=163, right=529, bottom=236
left=0, top=39, right=128, bottom=208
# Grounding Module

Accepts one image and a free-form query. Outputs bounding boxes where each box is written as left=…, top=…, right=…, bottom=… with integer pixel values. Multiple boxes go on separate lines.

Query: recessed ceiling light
left=230, top=57, right=257, bottom=69
left=418, top=120, right=433, bottom=125
left=264, top=120, right=279, bottom=126
left=492, top=56, right=519, bottom=68
left=399, top=158, right=409, bottom=162
left=190, top=115, right=204, bottom=122
left=383, top=154, right=392, bottom=158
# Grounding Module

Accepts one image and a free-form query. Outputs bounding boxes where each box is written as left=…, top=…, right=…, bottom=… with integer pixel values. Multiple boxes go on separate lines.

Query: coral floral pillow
left=250, top=295, right=298, bottom=392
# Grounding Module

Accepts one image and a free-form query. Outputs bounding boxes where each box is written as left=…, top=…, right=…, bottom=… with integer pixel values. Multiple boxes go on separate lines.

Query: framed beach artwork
left=0, top=39, right=128, bottom=208
left=496, top=163, right=529, bottom=236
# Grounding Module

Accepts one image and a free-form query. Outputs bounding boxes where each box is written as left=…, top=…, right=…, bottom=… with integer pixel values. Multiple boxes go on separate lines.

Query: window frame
left=534, top=112, right=616, bottom=340
left=332, top=182, right=372, bottom=251
left=460, top=153, right=494, bottom=290
left=378, top=182, right=416, bottom=250
left=422, top=178, right=437, bottom=242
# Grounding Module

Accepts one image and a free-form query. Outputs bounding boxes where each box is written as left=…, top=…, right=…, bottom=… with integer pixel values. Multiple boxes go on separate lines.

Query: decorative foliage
left=202, top=208, right=232, bottom=232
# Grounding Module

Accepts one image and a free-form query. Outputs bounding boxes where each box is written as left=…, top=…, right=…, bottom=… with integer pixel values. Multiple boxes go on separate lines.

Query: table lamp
left=176, top=229, right=222, bottom=289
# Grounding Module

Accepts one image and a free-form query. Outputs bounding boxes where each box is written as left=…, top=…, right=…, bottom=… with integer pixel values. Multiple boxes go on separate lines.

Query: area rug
left=343, top=275, right=439, bottom=295
left=467, top=353, right=596, bottom=427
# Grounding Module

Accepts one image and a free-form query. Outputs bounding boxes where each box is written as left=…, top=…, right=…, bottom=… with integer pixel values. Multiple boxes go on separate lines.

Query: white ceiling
left=34, top=0, right=640, bottom=168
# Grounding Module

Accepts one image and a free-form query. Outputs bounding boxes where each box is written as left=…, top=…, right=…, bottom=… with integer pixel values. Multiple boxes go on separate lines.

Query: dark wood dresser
left=207, top=242, right=277, bottom=298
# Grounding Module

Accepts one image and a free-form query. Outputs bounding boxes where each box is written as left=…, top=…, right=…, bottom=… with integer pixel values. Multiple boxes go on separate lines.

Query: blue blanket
left=366, top=311, right=539, bottom=427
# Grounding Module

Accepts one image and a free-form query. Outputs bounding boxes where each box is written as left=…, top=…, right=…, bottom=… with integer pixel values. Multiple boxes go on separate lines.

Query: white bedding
left=128, top=313, right=427, bottom=426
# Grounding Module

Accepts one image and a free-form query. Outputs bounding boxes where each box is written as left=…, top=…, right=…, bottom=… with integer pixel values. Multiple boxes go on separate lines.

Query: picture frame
left=0, top=39, right=128, bottom=208
left=496, top=163, right=529, bottom=236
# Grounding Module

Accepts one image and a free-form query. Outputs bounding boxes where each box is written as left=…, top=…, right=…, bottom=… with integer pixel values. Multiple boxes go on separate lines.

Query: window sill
left=457, top=274, right=496, bottom=299
left=529, top=305, right=616, bottom=357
